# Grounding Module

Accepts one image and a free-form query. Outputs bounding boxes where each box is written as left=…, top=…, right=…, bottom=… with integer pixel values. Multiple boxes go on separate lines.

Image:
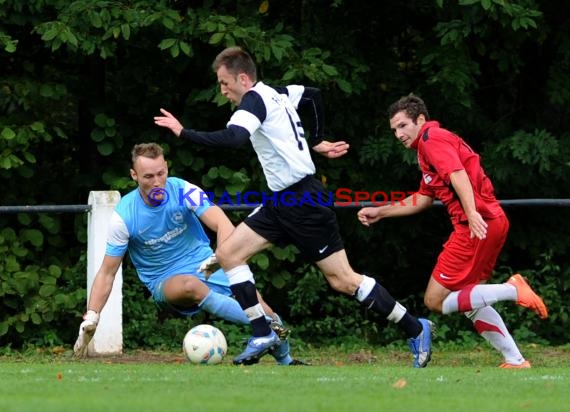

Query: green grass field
left=1, top=344, right=568, bottom=412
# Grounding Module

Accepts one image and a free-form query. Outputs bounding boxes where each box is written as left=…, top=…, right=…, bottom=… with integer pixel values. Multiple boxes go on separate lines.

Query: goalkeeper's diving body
left=74, top=142, right=302, bottom=365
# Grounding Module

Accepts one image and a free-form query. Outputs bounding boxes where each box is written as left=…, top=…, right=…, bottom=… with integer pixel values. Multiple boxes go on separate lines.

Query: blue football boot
left=233, top=329, right=280, bottom=365
left=407, top=318, right=434, bottom=368
left=268, top=314, right=309, bottom=366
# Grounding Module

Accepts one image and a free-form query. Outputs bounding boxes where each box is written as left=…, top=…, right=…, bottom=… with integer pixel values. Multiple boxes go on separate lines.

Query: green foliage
left=91, top=113, right=121, bottom=156
left=482, top=129, right=570, bottom=197
left=201, top=165, right=250, bottom=197
left=0, top=31, right=18, bottom=52
left=423, top=0, right=543, bottom=110
left=0, top=223, right=86, bottom=348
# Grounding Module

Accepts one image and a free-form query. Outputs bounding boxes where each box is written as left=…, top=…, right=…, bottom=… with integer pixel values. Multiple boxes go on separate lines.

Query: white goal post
left=87, top=191, right=123, bottom=355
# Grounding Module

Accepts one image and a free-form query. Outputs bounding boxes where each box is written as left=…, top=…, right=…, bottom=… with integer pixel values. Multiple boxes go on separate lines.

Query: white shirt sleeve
left=180, top=181, right=214, bottom=217
left=286, top=85, right=305, bottom=108
left=105, top=211, right=129, bottom=257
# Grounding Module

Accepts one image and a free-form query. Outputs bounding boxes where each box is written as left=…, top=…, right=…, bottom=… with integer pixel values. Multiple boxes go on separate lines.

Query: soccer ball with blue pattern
left=183, top=324, right=227, bottom=365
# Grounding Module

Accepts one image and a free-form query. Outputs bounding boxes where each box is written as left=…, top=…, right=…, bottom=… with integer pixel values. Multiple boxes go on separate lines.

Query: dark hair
left=387, top=94, right=430, bottom=121
left=131, top=143, right=164, bottom=166
left=212, top=46, right=257, bottom=81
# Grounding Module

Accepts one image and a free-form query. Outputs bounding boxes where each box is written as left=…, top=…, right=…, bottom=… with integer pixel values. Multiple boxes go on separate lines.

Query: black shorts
left=244, top=175, right=344, bottom=262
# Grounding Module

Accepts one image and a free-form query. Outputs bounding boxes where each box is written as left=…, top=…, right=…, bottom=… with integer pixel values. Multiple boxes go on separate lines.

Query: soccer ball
left=183, top=324, right=227, bottom=365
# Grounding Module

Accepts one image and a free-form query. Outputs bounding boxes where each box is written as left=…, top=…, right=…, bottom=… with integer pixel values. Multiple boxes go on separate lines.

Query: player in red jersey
left=358, top=94, right=548, bottom=368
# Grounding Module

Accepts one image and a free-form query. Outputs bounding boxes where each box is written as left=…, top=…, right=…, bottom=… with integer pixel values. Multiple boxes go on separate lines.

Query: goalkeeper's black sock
left=230, top=280, right=272, bottom=337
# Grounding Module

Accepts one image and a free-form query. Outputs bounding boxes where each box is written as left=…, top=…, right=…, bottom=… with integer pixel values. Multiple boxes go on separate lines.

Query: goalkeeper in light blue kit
left=73, top=142, right=303, bottom=365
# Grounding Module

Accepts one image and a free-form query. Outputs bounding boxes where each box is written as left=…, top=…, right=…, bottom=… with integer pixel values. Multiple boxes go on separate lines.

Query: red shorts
left=432, top=215, right=509, bottom=291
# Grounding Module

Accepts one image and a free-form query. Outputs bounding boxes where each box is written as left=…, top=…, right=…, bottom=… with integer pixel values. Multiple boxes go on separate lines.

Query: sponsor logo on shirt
left=144, top=224, right=187, bottom=246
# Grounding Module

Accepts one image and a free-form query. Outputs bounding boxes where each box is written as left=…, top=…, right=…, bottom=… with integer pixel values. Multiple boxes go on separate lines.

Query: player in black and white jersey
left=154, top=46, right=433, bottom=367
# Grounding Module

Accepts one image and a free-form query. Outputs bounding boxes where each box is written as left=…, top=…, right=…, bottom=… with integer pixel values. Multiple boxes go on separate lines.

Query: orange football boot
left=499, top=360, right=531, bottom=369
left=507, top=274, right=549, bottom=319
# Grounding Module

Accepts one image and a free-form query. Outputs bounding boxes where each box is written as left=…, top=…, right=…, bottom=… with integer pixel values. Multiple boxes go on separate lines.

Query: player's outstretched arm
left=312, top=140, right=349, bottom=159
left=199, top=205, right=235, bottom=246
left=154, top=108, right=184, bottom=137
left=358, top=193, right=433, bottom=226
left=73, top=255, right=122, bottom=358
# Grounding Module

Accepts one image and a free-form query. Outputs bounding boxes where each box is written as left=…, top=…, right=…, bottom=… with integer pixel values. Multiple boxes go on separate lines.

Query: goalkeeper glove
left=198, top=254, right=220, bottom=279
left=73, top=310, right=99, bottom=358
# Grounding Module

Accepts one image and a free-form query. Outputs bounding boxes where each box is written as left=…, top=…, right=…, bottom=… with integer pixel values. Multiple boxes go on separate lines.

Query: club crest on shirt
left=422, top=173, right=433, bottom=184
left=171, top=211, right=184, bottom=225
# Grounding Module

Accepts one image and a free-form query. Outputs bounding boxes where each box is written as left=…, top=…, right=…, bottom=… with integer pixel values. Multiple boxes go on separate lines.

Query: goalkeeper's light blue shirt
left=105, top=176, right=225, bottom=294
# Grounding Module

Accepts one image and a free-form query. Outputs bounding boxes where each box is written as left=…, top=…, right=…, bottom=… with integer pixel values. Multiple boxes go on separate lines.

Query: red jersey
left=412, top=121, right=504, bottom=226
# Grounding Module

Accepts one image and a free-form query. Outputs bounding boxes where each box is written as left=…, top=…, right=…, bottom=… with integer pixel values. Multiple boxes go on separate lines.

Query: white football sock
left=442, top=284, right=517, bottom=314
left=466, top=306, right=525, bottom=365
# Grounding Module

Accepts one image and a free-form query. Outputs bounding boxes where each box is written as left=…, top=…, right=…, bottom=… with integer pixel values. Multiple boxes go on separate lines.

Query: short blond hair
left=131, top=143, right=164, bottom=166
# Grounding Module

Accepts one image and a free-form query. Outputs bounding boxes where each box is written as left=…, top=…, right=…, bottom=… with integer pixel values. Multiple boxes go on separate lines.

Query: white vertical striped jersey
left=227, top=82, right=316, bottom=191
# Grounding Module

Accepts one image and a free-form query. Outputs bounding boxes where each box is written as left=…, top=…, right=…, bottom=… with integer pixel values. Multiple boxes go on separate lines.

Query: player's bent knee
left=322, top=274, right=356, bottom=295
left=214, top=244, right=233, bottom=267
left=424, top=295, right=443, bottom=313
left=181, top=276, right=208, bottom=301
